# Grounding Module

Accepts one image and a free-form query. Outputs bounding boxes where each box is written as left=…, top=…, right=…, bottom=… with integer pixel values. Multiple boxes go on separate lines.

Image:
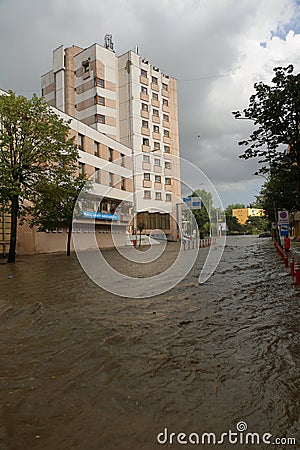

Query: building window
left=166, top=193, right=172, bottom=202
left=94, top=141, right=100, bottom=157
left=152, top=92, right=158, bottom=101
left=162, top=83, right=168, bottom=91
left=154, top=158, right=161, bottom=166
left=153, top=125, right=159, bottom=133
left=141, top=86, right=147, bottom=94
left=144, top=190, right=151, bottom=199
left=108, top=148, right=113, bottom=162
left=155, top=175, right=161, bottom=183
left=109, top=172, right=114, bottom=187
left=152, top=76, right=158, bottom=84
left=155, top=192, right=162, bottom=200
left=78, top=134, right=84, bottom=150
left=121, top=153, right=125, bottom=167
left=82, top=60, right=90, bottom=72
left=164, top=145, right=170, bottom=153
left=94, top=169, right=100, bottom=183
left=144, top=173, right=151, bottom=181
left=143, top=154, right=150, bottom=163
left=78, top=162, right=85, bottom=176
left=143, top=137, right=149, bottom=146
left=164, top=129, right=170, bottom=137
left=142, top=120, right=149, bottom=128
left=154, top=142, right=160, bottom=150
left=163, top=114, right=169, bottom=122
left=95, top=78, right=105, bottom=88
left=96, top=114, right=105, bottom=123
left=165, top=177, right=171, bottom=185
left=141, top=69, right=147, bottom=77
left=96, top=95, right=105, bottom=105
left=121, top=177, right=126, bottom=190
left=153, top=108, right=159, bottom=117
left=165, top=161, right=171, bottom=169
left=163, top=98, right=169, bottom=106
left=142, top=103, right=148, bottom=111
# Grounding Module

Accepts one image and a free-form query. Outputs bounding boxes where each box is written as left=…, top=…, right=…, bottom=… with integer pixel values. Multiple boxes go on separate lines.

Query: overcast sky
left=1, top=0, right=300, bottom=207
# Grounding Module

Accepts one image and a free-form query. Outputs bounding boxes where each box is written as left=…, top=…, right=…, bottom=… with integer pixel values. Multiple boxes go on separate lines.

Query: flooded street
left=0, top=236, right=299, bottom=449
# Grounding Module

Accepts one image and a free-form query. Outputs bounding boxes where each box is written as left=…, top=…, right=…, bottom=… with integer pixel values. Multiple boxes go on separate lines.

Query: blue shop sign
left=280, top=224, right=289, bottom=237
left=81, top=211, right=120, bottom=221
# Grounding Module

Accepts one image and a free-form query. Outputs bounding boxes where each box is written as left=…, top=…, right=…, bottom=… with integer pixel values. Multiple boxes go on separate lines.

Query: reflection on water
left=0, top=236, right=299, bottom=449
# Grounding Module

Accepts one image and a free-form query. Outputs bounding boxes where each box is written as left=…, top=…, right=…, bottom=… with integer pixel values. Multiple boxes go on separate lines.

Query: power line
left=178, top=73, right=232, bottom=82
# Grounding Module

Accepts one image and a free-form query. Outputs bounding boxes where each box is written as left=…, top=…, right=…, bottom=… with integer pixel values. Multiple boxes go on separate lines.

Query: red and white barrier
left=295, top=262, right=300, bottom=286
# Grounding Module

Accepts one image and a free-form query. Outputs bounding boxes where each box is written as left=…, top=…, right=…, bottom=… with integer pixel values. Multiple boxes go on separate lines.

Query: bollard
left=290, top=257, right=294, bottom=276
left=188, top=240, right=190, bottom=250
left=295, top=262, right=300, bottom=286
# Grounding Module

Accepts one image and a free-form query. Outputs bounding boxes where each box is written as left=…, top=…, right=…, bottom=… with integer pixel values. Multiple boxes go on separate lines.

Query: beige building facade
left=0, top=88, right=134, bottom=255
left=41, top=41, right=181, bottom=242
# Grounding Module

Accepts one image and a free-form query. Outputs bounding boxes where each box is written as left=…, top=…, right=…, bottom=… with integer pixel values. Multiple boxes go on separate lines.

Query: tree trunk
left=67, top=220, right=72, bottom=256
left=7, top=195, right=19, bottom=263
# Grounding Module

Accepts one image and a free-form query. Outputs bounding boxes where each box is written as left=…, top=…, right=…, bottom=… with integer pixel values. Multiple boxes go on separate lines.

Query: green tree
left=244, top=216, right=269, bottom=235
left=233, top=65, right=300, bottom=213
left=137, top=223, right=145, bottom=247
left=191, top=189, right=212, bottom=238
left=0, top=91, right=79, bottom=262
left=26, top=175, right=88, bottom=256
left=225, top=214, right=244, bottom=235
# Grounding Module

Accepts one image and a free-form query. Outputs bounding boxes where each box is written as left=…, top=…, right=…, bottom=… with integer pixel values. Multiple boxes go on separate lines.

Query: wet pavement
left=0, top=236, right=299, bottom=449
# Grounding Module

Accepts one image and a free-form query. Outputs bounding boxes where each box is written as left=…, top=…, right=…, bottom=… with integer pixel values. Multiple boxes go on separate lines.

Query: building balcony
left=153, top=132, right=161, bottom=140
left=152, top=115, right=160, bottom=123
left=140, top=93, right=149, bottom=102
left=142, top=144, right=150, bottom=152
left=162, top=120, right=170, bottom=129
left=140, top=75, right=149, bottom=85
left=162, top=104, right=169, bottom=113
left=163, top=151, right=172, bottom=159
left=151, top=99, right=160, bottom=108
left=141, top=127, right=150, bottom=136
left=164, top=184, right=173, bottom=191
left=161, top=88, right=169, bottom=98
left=154, top=165, right=162, bottom=173
left=154, top=182, right=162, bottom=189
left=143, top=180, right=152, bottom=188
left=163, top=136, right=171, bottom=144
left=141, top=110, right=149, bottom=119
left=151, top=82, right=159, bottom=92
left=142, top=162, right=151, bottom=170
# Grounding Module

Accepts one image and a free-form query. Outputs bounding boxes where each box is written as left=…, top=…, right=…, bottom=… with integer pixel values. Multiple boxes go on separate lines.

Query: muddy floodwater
left=0, top=236, right=299, bottom=449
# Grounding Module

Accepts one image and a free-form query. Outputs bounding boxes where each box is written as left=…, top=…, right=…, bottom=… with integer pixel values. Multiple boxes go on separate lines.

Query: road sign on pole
left=183, top=197, right=202, bottom=210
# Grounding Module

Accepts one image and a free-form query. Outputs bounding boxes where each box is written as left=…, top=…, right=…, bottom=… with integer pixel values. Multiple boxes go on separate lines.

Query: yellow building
left=232, top=208, right=264, bottom=225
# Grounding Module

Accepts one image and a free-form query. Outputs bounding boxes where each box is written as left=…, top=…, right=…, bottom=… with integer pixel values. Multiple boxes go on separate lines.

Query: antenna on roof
left=104, top=34, right=114, bottom=52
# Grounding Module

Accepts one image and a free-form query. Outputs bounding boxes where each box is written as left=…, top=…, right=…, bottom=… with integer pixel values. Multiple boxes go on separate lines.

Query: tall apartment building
left=41, top=39, right=181, bottom=240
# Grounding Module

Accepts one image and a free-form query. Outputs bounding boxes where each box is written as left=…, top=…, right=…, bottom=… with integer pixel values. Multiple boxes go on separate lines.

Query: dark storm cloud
left=0, top=0, right=299, bottom=206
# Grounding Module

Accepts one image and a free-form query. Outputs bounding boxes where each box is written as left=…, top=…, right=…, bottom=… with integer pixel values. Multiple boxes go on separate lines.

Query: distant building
left=232, top=208, right=264, bottom=225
